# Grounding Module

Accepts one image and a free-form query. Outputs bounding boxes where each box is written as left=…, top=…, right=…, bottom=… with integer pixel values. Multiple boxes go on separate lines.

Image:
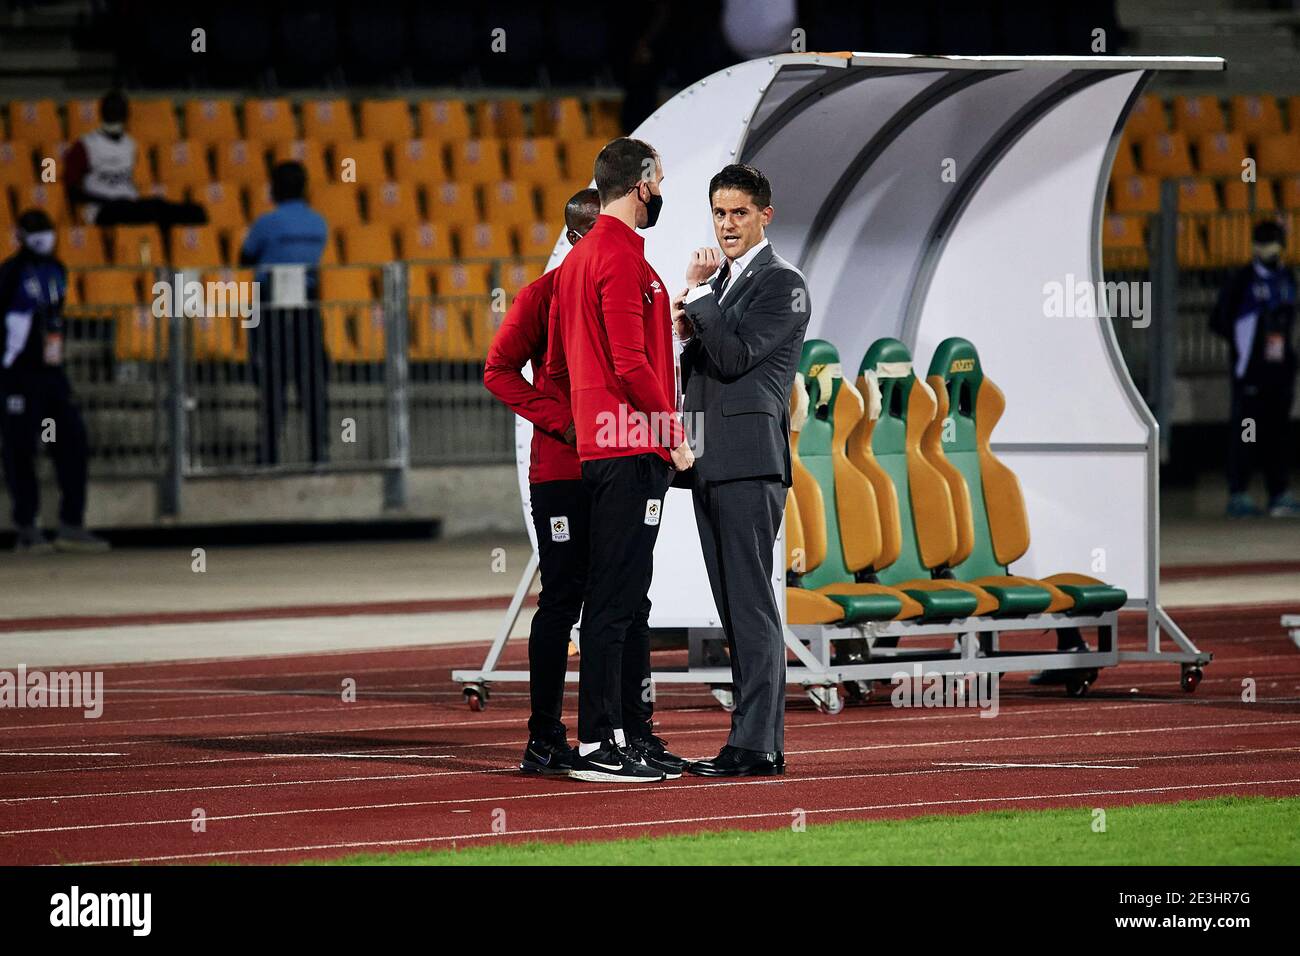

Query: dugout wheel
left=1180, top=665, right=1203, bottom=693
left=1063, top=669, right=1098, bottom=698
left=463, top=684, right=490, bottom=712
left=710, top=684, right=737, bottom=712
left=843, top=680, right=872, bottom=705
left=807, top=685, right=844, bottom=715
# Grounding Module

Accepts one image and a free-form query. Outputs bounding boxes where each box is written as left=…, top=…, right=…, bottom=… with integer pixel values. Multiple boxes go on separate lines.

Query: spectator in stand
left=62, top=90, right=207, bottom=228
left=1211, top=220, right=1299, bottom=518
left=239, top=161, right=330, bottom=466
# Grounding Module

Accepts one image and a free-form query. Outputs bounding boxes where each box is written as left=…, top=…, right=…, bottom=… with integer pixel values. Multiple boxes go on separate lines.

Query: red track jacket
left=483, top=268, right=581, bottom=483
left=545, top=215, right=683, bottom=463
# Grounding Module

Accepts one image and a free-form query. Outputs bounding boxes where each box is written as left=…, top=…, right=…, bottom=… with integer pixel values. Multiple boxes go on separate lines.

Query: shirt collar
left=722, top=237, right=769, bottom=280
left=596, top=213, right=644, bottom=253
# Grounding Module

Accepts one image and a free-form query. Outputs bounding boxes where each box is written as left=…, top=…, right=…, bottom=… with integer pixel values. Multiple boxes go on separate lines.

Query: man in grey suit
left=671, top=164, right=810, bottom=777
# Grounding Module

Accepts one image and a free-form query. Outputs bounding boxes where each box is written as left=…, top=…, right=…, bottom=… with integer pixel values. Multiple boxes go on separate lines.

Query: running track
left=1, top=603, right=1297, bottom=865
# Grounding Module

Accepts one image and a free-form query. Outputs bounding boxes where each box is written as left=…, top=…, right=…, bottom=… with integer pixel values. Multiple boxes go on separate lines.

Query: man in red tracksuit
left=483, top=188, right=600, bottom=776
left=546, top=137, right=695, bottom=784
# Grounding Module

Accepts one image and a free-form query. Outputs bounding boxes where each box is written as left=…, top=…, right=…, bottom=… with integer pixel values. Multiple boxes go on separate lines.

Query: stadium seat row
left=1123, top=93, right=1300, bottom=141
left=1108, top=174, right=1300, bottom=215
left=2, top=97, right=621, bottom=149
left=785, top=337, right=1126, bottom=627
left=1102, top=211, right=1300, bottom=269
left=1113, top=129, right=1300, bottom=180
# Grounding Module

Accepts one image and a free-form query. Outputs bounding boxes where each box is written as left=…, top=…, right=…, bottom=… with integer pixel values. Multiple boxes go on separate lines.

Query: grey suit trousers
left=691, top=474, right=786, bottom=754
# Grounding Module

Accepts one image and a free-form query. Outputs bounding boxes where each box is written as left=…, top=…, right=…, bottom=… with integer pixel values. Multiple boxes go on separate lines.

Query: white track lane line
left=9, top=755, right=1297, bottom=838
left=0, top=700, right=424, bottom=734
left=933, top=761, right=1139, bottom=769
left=63, top=776, right=1300, bottom=866
left=4, top=716, right=1298, bottom=805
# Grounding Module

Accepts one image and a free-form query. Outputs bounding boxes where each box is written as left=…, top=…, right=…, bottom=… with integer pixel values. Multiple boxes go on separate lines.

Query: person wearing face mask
left=1210, top=220, right=1299, bottom=518
left=0, top=211, right=109, bottom=553
left=483, top=188, right=600, bottom=775
left=62, top=89, right=206, bottom=228
left=544, top=137, right=692, bottom=783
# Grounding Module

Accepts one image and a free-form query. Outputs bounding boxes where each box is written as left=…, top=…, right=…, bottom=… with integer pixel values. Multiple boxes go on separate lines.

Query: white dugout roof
left=522, top=52, right=1225, bottom=625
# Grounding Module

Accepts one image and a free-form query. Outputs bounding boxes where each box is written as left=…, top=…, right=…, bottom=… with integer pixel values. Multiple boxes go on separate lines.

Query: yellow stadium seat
left=359, top=99, right=413, bottom=142
left=128, top=100, right=180, bottom=149
left=110, top=224, right=165, bottom=267
left=339, top=222, right=397, bottom=264
left=1172, top=95, right=1225, bottom=138
left=1110, top=135, right=1136, bottom=178
left=480, top=99, right=527, bottom=139
left=1257, top=133, right=1300, bottom=176
left=399, top=222, right=454, bottom=261
left=18, top=184, right=69, bottom=225
left=425, top=181, right=479, bottom=226
left=301, top=99, right=356, bottom=144
left=319, top=266, right=377, bottom=362
left=212, top=139, right=267, bottom=189
left=410, top=299, right=477, bottom=361
left=1204, top=214, right=1254, bottom=266
left=197, top=267, right=254, bottom=361
left=7, top=99, right=61, bottom=143
left=1140, top=131, right=1193, bottom=178
left=448, top=138, right=505, bottom=185
left=517, top=220, right=558, bottom=258
left=1177, top=216, right=1210, bottom=268
left=157, top=140, right=212, bottom=190
left=1279, top=176, right=1300, bottom=211
left=312, top=183, right=363, bottom=228
left=243, top=98, right=297, bottom=145
left=538, top=181, right=585, bottom=227
left=434, top=262, right=492, bottom=296
left=540, top=97, right=587, bottom=139
left=170, top=225, right=223, bottom=268
left=65, top=98, right=100, bottom=140
left=457, top=222, right=513, bottom=259
left=57, top=226, right=106, bottom=268
left=508, top=137, right=563, bottom=185
left=1230, top=95, right=1284, bottom=141
left=184, top=99, right=239, bottom=147
left=197, top=181, right=246, bottom=229
left=1178, top=178, right=1219, bottom=213
left=418, top=100, right=472, bottom=142
left=1123, top=94, right=1167, bottom=139
left=364, top=181, right=416, bottom=227
left=63, top=271, right=82, bottom=307
left=245, top=182, right=273, bottom=221
left=563, top=137, right=605, bottom=184
left=0, top=141, right=33, bottom=187
left=115, top=304, right=168, bottom=361
left=1196, top=131, right=1247, bottom=177
left=330, top=139, right=388, bottom=184
left=590, top=98, right=623, bottom=139
left=83, top=269, right=143, bottom=305
left=1223, top=178, right=1277, bottom=213
left=498, top=259, right=541, bottom=295
left=391, top=138, right=447, bottom=188
left=1110, top=174, right=1162, bottom=215
left=1101, top=214, right=1145, bottom=250
left=482, top=180, right=536, bottom=229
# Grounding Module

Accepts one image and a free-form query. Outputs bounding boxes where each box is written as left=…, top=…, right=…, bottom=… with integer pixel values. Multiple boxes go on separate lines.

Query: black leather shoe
left=687, top=745, right=781, bottom=777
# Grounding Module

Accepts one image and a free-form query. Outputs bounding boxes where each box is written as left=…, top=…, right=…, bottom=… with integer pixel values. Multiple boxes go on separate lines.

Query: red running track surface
left=0, top=603, right=1297, bottom=864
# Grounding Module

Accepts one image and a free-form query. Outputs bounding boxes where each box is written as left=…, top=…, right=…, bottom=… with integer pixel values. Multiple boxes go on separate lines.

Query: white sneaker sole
left=568, top=768, right=664, bottom=783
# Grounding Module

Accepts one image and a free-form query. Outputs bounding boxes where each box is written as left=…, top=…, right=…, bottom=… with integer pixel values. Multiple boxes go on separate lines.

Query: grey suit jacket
left=680, top=243, right=811, bottom=486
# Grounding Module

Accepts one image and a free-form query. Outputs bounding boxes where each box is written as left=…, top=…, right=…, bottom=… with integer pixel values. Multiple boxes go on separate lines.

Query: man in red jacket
left=546, top=137, right=694, bottom=784
left=483, top=188, right=600, bottom=775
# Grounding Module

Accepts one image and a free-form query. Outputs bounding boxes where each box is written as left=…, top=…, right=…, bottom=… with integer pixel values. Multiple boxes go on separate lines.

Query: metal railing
left=61, top=260, right=534, bottom=512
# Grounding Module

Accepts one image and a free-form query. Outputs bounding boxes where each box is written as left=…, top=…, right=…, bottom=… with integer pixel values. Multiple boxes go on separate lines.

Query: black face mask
left=639, top=183, right=663, bottom=228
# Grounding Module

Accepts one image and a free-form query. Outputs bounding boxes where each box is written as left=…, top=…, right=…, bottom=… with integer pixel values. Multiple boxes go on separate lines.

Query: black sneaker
left=569, top=743, right=664, bottom=783
left=520, top=737, right=577, bottom=775
left=627, top=734, right=686, bottom=779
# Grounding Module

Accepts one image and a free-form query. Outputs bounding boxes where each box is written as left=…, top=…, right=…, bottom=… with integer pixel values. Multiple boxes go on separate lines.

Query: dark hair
left=16, top=208, right=54, bottom=234
left=1253, top=219, right=1286, bottom=245
left=593, top=137, right=658, bottom=206
left=564, top=187, right=600, bottom=233
left=708, top=163, right=772, bottom=209
left=271, top=161, right=307, bottom=203
left=100, top=89, right=128, bottom=125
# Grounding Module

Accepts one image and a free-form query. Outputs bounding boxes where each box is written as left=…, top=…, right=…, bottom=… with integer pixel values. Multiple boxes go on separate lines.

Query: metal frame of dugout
left=454, top=51, right=1223, bottom=714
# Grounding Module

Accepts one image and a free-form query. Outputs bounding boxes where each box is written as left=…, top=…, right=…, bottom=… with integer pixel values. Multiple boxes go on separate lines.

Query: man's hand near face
left=685, top=247, right=721, bottom=287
